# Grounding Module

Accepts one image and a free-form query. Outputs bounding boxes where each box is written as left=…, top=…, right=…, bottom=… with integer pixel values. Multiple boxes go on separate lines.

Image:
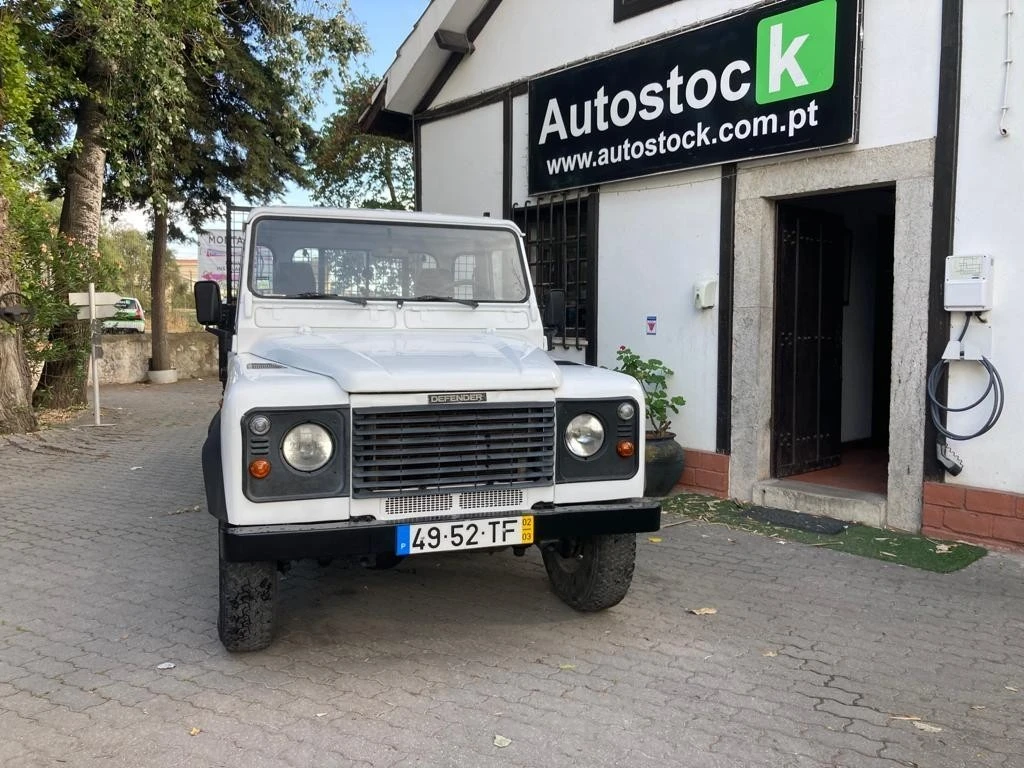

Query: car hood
left=249, top=331, right=562, bottom=393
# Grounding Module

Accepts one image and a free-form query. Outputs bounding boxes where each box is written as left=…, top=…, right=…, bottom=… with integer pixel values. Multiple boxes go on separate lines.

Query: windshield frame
left=245, top=215, right=532, bottom=305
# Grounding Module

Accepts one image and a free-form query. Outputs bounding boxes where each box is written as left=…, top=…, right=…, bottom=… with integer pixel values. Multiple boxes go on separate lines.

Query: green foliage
left=0, top=7, right=60, bottom=186
left=312, top=73, right=413, bottom=209
left=614, top=345, right=686, bottom=437
left=6, top=186, right=120, bottom=373
left=0, top=14, right=32, bottom=149
left=108, top=0, right=370, bottom=230
left=98, top=228, right=152, bottom=306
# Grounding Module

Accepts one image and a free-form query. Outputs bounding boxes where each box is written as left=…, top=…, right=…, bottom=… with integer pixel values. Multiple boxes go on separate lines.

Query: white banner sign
left=198, top=230, right=244, bottom=290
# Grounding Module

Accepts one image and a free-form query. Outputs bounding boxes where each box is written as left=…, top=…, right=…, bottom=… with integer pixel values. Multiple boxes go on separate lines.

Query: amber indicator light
left=617, top=440, right=635, bottom=458
left=249, top=459, right=271, bottom=479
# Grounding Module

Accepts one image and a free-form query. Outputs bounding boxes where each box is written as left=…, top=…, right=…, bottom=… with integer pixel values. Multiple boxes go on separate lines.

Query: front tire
left=542, top=534, right=636, bottom=611
left=218, top=555, right=278, bottom=652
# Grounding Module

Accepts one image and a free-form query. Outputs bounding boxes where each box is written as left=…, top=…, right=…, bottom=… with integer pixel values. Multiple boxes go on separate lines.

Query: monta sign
left=528, top=0, right=859, bottom=194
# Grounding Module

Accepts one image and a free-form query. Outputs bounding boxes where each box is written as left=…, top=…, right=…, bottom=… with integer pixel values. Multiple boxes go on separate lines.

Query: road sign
left=77, top=304, right=118, bottom=320
left=70, top=284, right=115, bottom=427
left=68, top=291, right=120, bottom=306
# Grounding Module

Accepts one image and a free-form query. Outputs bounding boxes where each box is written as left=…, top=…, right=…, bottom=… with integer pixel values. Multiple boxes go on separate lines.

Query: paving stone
left=1, top=380, right=1022, bottom=767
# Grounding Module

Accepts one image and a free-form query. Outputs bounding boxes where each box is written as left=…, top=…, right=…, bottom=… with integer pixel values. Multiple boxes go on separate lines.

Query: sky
left=112, top=0, right=429, bottom=256
left=280, top=0, right=428, bottom=208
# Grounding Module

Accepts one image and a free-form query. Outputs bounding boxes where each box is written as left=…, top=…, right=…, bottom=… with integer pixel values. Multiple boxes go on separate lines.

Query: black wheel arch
left=202, top=411, right=228, bottom=521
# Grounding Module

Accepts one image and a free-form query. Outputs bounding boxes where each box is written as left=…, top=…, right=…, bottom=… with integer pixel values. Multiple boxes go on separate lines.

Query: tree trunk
left=33, top=52, right=109, bottom=409
left=150, top=208, right=170, bottom=371
left=0, top=196, right=37, bottom=434
left=384, top=148, right=397, bottom=207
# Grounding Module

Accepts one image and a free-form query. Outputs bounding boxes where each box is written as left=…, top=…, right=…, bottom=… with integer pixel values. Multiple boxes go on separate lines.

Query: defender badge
left=428, top=392, right=487, bottom=404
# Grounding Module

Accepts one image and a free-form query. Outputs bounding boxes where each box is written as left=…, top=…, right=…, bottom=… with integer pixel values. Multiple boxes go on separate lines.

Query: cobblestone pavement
left=1, top=381, right=1023, bottom=768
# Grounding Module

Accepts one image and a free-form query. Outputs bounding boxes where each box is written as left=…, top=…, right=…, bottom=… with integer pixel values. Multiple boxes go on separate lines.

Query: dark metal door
left=772, top=204, right=846, bottom=477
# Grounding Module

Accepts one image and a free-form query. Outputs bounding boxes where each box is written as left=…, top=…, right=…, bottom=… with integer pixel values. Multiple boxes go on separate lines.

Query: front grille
left=352, top=404, right=555, bottom=497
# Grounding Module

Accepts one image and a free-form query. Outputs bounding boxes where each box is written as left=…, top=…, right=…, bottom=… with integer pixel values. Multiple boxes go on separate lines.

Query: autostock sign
left=528, top=0, right=860, bottom=195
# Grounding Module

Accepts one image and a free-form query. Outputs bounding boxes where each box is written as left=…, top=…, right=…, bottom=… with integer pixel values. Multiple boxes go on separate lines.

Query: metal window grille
left=512, top=195, right=591, bottom=354
left=224, top=203, right=251, bottom=302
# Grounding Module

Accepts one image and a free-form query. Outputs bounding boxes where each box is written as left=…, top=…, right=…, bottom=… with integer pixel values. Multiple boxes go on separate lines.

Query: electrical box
left=944, top=255, right=993, bottom=311
left=694, top=277, right=718, bottom=309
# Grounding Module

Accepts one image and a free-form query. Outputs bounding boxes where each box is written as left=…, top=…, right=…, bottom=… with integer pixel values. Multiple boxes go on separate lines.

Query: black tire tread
left=218, top=558, right=277, bottom=652
left=542, top=533, right=636, bottom=611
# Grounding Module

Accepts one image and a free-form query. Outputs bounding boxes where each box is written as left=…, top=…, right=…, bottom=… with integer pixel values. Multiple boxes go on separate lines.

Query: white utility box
left=694, top=277, right=718, bottom=309
left=944, top=255, right=994, bottom=311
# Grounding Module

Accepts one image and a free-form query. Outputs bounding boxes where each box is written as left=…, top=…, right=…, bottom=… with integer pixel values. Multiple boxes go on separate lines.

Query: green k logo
left=755, top=0, right=838, bottom=105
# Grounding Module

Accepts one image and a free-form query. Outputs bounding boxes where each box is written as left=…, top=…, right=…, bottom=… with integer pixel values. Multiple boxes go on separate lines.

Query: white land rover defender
left=195, top=207, right=660, bottom=651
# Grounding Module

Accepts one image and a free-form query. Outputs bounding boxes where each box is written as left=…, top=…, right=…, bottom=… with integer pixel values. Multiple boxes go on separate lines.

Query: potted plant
left=614, top=345, right=686, bottom=496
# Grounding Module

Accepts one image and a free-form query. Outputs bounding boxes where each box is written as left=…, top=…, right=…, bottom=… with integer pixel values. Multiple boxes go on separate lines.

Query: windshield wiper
left=407, top=295, right=479, bottom=308
left=292, top=292, right=367, bottom=306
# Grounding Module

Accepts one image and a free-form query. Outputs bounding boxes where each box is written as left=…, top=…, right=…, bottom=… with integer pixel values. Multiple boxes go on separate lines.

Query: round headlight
left=249, top=414, right=271, bottom=436
left=281, top=423, right=333, bottom=472
left=617, top=401, right=636, bottom=421
left=565, top=414, right=605, bottom=458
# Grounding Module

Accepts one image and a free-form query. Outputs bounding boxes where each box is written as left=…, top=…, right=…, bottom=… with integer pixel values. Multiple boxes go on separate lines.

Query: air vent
left=247, top=362, right=284, bottom=370
left=384, top=494, right=454, bottom=516
left=459, top=489, right=524, bottom=510
left=249, top=437, right=271, bottom=456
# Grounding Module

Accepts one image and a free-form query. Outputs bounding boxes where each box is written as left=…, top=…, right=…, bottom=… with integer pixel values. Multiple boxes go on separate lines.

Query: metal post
left=89, top=282, right=101, bottom=426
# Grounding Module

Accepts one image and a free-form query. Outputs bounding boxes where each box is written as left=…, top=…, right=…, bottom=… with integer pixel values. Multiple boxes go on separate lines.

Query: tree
left=100, top=227, right=152, bottom=304
left=311, top=73, right=414, bottom=210
left=2, top=0, right=368, bottom=416
left=0, top=8, right=46, bottom=432
left=105, top=0, right=368, bottom=373
left=0, top=196, right=35, bottom=433
left=23, top=0, right=223, bottom=406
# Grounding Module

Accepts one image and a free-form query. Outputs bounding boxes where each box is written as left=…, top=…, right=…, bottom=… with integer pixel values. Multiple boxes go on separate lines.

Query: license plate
left=396, top=516, right=534, bottom=555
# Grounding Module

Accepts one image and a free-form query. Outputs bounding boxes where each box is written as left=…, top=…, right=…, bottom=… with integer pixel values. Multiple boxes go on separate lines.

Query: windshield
left=247, top=217, right=530, bottom=303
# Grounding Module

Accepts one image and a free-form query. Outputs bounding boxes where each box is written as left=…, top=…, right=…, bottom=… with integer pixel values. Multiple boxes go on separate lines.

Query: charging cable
left=927, top=313, right=1005, bottom=446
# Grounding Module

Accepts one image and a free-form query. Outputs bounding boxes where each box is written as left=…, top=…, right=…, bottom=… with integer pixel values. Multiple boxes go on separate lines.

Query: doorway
left=771, top=187, right=895, bottom=495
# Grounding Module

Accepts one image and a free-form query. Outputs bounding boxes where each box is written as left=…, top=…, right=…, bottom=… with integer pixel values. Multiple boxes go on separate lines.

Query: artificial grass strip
left=661, top=493, right=987, bottom=573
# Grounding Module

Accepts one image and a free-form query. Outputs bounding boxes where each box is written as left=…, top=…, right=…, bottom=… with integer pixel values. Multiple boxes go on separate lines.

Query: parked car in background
left=102, top=297, right=145, bottom=334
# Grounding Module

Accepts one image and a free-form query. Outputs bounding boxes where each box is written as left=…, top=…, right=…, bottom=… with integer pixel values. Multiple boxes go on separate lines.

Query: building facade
left=365, top=0, right=1023, bottom=549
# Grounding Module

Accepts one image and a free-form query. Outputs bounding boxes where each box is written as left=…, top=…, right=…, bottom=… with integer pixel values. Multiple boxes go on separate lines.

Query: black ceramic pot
left=644, top=433, right=686, bottom=497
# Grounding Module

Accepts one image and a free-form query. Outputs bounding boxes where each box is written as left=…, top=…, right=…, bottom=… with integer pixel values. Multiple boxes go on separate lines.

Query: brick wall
left=675, top=448, right=729, bottom=498
left=922, top=482, right=1024, bottom=550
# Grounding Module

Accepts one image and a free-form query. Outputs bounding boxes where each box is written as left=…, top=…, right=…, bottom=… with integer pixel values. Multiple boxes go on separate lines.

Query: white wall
left=597, top=167, right=722, bottom=451
left=435, top=0, right=941, bottom=152
left=419, top=103, right=504, bottom=216
left=510, top=93, right=530, bottom=206
left=948, top=3, right=1024, bottom=494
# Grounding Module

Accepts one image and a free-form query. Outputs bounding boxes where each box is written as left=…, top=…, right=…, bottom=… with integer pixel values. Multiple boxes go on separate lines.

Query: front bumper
left=220, top=500, right=661, bottom=562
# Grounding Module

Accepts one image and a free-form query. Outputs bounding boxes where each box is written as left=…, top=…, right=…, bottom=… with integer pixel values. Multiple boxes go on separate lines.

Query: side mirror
left=542, top=288, right=566, bottom=330
left=194, top=280, right=222, bottom=326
